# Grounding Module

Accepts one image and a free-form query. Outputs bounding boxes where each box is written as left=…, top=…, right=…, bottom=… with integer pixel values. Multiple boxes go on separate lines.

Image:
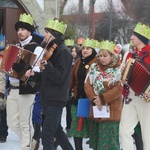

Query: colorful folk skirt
left=69, top=104, right=90, bottom=138
left=89, top=121, right=120, bottom=150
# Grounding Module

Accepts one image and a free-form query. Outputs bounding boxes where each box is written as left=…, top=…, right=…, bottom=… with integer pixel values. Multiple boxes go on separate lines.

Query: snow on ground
left=0, top=108, right=92, bottom=150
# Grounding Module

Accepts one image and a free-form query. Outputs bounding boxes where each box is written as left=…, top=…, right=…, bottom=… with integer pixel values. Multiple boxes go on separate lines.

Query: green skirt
left=89, top=121, right=120, bottom=150
left=69, top=105, right=90, bottom=138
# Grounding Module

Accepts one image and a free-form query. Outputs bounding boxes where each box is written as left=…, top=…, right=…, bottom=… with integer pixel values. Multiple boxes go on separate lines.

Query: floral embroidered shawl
left=85, top=62, right=121, bottom=95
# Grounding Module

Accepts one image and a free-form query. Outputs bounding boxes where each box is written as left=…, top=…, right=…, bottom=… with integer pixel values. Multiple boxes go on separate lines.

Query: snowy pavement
left=0, top=108, right=136, bottom=150
left=0, top=108, right=92, bottom=150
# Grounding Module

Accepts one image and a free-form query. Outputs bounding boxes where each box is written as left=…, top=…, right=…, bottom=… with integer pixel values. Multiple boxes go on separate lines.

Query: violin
left=23, top=36, right=56, bottom=85
left=40, top=43, right=57, bottom=70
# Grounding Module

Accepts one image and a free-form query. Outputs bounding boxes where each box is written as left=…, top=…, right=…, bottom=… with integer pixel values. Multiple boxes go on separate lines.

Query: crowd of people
left=0, top=12, right=150, bottom=150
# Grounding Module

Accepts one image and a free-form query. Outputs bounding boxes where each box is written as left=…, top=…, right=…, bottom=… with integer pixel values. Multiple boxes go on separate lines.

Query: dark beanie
left=15, top=21, right=34, bottom=33
left=44, top=28, right=62, bottom=39
left=133, top=32, right=149, bottom=45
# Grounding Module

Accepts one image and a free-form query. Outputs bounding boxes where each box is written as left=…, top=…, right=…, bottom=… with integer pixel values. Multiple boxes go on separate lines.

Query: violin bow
left=23, top=35, right=54, bottom=85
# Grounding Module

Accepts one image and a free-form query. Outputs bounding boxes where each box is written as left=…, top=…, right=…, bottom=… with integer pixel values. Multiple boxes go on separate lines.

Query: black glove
left=12, top=60, right=26, bottom=73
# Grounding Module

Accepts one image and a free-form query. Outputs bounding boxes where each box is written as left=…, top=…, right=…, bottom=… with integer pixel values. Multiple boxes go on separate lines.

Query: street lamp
left=91, top=0, right=96, bottom=39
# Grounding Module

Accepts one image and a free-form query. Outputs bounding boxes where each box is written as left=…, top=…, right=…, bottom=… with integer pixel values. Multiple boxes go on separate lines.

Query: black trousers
left=132, top=123, right=143, bottom=150
left=0, top=108, right=8, bottom=138
left=42, top=105, right=74, bottom=150
left=66, top=100, right=72, bottom=129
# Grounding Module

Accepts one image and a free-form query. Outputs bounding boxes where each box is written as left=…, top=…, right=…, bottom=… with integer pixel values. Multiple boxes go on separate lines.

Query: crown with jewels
left=82, top=38, right=96, bottom=49
left=134, top=22, right=150, bottom=40
left=45, top=19, right=67, bottom=34
left=100, top=40, right=115, bottom=52
left=65, top=39, right=74, bottom=46
left=19, top=13, right=34, bottom=26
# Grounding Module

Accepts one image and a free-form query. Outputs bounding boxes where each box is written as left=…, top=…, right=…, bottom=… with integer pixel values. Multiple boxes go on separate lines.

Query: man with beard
left=6, top=13, right=43, bottom=150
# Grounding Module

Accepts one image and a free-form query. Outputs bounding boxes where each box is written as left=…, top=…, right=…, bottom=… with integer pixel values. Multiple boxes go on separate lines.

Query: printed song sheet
left=93, top=105, right=110, bottom=118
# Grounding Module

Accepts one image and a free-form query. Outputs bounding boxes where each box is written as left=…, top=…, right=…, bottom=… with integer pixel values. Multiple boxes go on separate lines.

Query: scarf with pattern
left=86, top=62, right=121, bottom=95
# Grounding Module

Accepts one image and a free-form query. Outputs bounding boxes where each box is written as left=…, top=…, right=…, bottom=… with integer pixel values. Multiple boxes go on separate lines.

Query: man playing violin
left=119, top=22, right=150, bottom=150
left=26, top=18, right=74, bottom=150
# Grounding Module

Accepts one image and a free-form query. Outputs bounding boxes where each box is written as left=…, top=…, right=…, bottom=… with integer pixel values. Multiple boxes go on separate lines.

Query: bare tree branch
left=60, top=0, right=68, bottom=15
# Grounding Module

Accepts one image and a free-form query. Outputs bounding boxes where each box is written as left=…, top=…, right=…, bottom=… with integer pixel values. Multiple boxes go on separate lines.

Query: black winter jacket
left=31, top=39, right=73, bottom=108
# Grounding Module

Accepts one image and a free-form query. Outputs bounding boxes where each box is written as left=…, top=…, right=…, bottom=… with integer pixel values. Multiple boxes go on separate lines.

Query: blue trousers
left=32, top=92, right=42, bottom=124
left=32, top=92, right=42, bottom=142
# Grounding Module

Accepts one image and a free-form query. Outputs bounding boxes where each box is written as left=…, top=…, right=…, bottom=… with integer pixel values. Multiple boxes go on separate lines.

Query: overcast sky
left=64, top=0, right=123, bottom=14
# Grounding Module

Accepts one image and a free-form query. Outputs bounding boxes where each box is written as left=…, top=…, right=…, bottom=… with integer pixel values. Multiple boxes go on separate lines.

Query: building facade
left=0, top=0, right=59, bottom=44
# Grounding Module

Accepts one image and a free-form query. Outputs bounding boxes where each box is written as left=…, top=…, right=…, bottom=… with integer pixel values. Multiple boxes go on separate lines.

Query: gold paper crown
left=95, top=40, right=101, bottom=49
left=19, top=13, right=34, bottom=26
left=83, top=38, right=96, bottom=49
left=65, top=39, right=74, bottom=46
left=45, top=19, right=67, bottom=34
left=100, top=40, right=115, bottom=52
left=134, top=22, right=150, bottom=40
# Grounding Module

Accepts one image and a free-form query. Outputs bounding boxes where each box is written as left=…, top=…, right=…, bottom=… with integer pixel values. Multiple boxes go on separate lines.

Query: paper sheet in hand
left=93, top=106, right=110, bottom=118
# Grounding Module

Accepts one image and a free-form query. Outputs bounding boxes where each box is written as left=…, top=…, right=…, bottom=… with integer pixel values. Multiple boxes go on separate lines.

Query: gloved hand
left=12, top=60, right=26, bottom=72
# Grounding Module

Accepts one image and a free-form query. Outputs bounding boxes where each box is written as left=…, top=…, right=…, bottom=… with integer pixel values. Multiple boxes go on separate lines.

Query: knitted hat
left=15, top=13, right=34, bottom=33
left=133, top=32, right=149, bottom=45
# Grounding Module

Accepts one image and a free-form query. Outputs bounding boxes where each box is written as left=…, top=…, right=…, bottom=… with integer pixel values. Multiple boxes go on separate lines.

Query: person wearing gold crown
left=6, top=13, right=43, bottom=150
left=69, top=38, right=97, bottom=150
left=25, top=18, right=74, bottom=150
left=65, top=39, right=74, bottom=50
left=84, top=40, right=123, bottom=150
left=119, top=22, right=150, bottom=150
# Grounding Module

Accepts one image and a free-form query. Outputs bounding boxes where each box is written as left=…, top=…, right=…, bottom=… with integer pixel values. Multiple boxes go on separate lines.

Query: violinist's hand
left=93, top=95, right=102, bottom=111
left=41, top=60, right=47, bottom=66
left=37, top=59, right=47, bottom=66
left=25, top=69, right=34, bottom=77
left=39, top=60, right=47, bottom=70
left=37, top=59, right=42, bottom=66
